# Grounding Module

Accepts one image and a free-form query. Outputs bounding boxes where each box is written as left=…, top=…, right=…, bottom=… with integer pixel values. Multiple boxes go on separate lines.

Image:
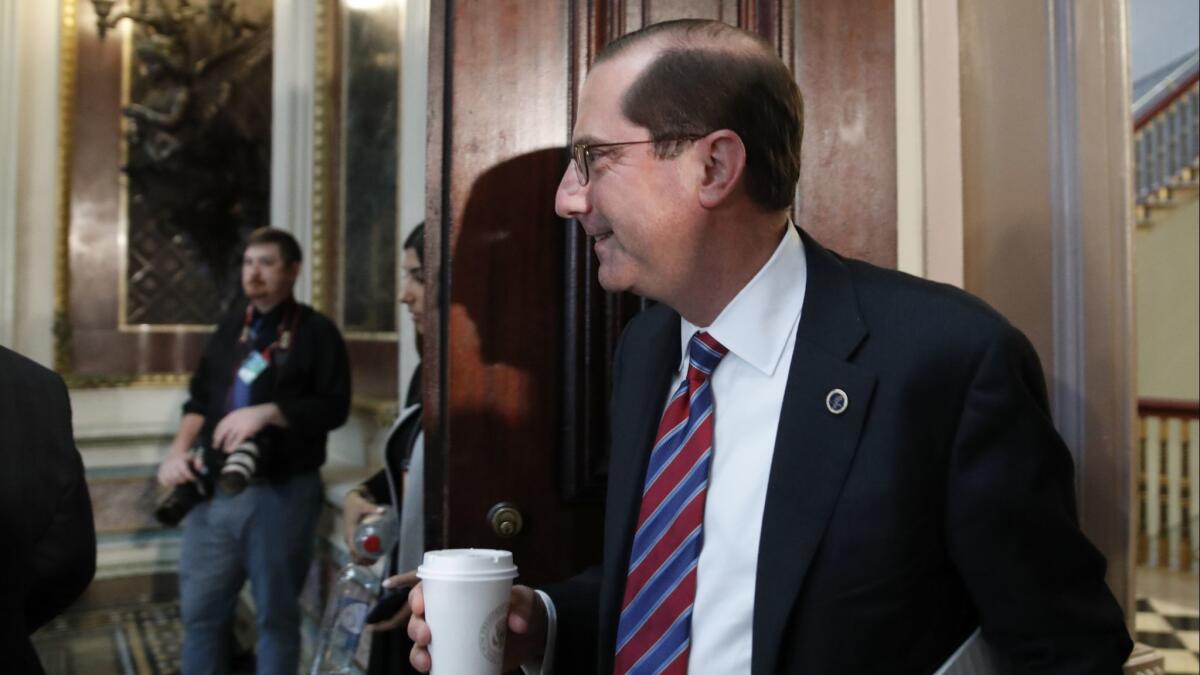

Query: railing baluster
left=1178, top=102, right=1187, bottom=175
left=1187, top=95, right=1194, bottom=167
left=1163, top=114, right=1172, bottom=186
left=1167, top=417, right=1183, bottom=570
left=1137, top=131, right=1147, bottom=198
left=1177, top=101, right=1186, bottom=175
left=1144, top=129, right=1152, bottom=194
left=1189, top=88, right=1197, bottom=164
left=1190, top=419, right=1199, bottom=575
left=1135, top=132, right=1142, bottom=197
left=1176, top=101, right=1185, bottom=176
left=1146, top=415, right=1162, bottom=567
left=1156, top=119, right=1166, bottom=193
left=1159, top=115, right=1166, bottom=189
left=1170, top=104, right=1179, bottom=181
left=1191, top=88, right=1199, bottom=164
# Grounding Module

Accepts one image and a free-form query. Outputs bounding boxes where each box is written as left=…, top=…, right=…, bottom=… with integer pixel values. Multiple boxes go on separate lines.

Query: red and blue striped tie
left=614, top=331, right=728, bottom=675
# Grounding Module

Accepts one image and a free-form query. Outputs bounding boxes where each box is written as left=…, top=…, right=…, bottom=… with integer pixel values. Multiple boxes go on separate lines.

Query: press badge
left=237, top=351, right=269, bottom=384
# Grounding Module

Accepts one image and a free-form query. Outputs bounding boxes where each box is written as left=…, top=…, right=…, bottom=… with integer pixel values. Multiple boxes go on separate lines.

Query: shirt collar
left=678, top=223, right=807, bottom=377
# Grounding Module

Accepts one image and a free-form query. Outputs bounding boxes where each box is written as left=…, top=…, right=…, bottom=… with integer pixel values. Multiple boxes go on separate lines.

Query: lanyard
left=240, top=301, right=301, bottom=362
left=225, top=302, right=300, bottom=412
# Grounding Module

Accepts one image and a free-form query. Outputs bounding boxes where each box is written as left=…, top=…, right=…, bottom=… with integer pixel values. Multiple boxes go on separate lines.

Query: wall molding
left=894, top=0, right=924, bottom=277
left=271, top=0, right=317, bottom=305
left=894, top=0, right=963, bottom=285
left=14, top=0, right=60, bottom=363
left=0, top=1, right=17, bottom=347
left=397, top=0, right=430, bottom=397
left=1047, top=0, right=1087, bottom=469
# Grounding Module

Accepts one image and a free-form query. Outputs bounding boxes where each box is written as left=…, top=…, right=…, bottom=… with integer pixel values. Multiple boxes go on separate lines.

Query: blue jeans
left=179, top=471, right=323, bottom=675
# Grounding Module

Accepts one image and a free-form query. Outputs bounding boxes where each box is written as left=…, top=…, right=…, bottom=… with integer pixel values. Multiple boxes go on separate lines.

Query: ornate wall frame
left=55, top=0, right=272, bottom=387
left=56, top=0, right=398, bottom=403
left=312, top=0, right=402, bottom=401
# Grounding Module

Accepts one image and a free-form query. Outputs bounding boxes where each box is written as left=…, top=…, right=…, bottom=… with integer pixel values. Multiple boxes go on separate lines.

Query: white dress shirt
left=531, top=225, right=808, bottom=673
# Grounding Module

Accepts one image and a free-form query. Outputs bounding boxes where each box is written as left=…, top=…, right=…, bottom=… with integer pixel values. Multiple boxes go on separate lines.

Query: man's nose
left=555, top=164, right=589, bottom=220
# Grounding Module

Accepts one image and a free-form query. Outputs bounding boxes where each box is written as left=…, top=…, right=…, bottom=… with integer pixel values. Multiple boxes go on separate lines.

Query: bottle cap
left=361, top=534, right=382, bottom=554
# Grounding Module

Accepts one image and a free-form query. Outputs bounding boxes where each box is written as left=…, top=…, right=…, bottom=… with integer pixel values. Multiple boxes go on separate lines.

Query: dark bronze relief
left=110, top=0, right=273, bottom=325
left=56, top=0, right=274, bottom=382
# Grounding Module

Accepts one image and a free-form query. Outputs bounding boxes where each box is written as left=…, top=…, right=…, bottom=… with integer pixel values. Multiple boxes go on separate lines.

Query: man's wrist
left=258, top=402, right=288, bottom=427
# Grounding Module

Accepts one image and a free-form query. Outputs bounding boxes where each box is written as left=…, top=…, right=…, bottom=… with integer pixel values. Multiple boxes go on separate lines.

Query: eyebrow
left=570, top=134, right=605, bottom=147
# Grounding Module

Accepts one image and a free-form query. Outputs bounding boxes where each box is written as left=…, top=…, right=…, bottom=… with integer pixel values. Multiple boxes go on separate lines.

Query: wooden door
left=423, top=0, right=896, bottom=586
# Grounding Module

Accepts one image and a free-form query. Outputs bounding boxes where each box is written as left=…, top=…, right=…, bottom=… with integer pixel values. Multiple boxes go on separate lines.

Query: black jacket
left=182, top=299, right=351, bottom=478
left=546, top=229, right=1131, bottom=674
left=0, top=347, right=97, bottom=674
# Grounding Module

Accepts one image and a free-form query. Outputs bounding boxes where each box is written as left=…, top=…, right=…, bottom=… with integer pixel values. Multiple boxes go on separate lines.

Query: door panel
left=794, top=0, right=897, bottom=266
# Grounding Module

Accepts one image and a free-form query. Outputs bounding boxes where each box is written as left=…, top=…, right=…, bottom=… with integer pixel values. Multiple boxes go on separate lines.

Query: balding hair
left=594, top=19, right=803, bottom=211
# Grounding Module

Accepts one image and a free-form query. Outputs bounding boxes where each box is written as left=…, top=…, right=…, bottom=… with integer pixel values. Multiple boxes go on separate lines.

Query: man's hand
left=342, top=488, right=385, bottom=564
left=408, top=583, right=547, bottom=672
left=366, top=571, right=420, bottom=633
left=156, top=445, right=202, bottom=488
left=212, top=403, right=280, bottom=452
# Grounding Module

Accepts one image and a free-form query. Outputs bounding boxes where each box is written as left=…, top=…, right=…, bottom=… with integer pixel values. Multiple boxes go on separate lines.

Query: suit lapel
left=597, top=307, right=680, bottom=671
left=752, top=231, right=877, bottom=675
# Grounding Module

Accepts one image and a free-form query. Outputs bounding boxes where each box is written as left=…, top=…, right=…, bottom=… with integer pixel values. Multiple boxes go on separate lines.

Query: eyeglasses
left=570, top=135, right=703, bottom=186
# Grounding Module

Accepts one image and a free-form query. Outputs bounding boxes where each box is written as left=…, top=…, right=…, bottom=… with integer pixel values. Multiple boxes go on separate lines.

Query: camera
left=154, top=469, right=211, bottom=527
left=154, top=436, right=265, bottom=527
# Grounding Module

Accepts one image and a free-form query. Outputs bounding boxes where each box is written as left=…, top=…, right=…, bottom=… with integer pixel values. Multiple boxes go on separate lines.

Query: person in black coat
left=407, top=19, right=1132, bottom=674
left=158, top=228, right=351, bottom=675
left=0, top=346, right=97, bottom=675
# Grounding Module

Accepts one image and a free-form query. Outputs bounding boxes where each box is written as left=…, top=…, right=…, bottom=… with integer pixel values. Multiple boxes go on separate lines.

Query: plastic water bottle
left=309, top=506, right=399, bottom=673
left=352, top=507, right=399, bottom=561
left=309, top=564, right=382, bottom=674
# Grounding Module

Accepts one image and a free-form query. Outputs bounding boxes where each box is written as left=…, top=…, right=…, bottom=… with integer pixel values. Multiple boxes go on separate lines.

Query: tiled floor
left=33, top=601, right=184, bottom=675
left=1136, top=597, right=1200, bottom=675
left=1135, top=565, right=1199, bottom=675
left=30, top=575, right=257, bottom=675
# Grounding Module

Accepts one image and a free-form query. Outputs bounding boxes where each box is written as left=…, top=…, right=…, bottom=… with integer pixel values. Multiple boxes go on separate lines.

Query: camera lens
left=219, top=440, right=259, bottom=495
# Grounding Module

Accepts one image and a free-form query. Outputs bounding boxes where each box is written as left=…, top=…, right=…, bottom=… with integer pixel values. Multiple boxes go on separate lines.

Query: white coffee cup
left=417, top=548, right=519, bottom=675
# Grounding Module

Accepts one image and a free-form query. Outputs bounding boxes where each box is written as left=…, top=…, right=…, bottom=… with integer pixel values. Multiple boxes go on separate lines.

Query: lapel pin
left=826, top=388, right=848, bottom=415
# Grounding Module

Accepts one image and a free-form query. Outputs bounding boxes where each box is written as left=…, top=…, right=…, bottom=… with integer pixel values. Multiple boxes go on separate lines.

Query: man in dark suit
left=0, top=346, right=97, bottom=674
left=408, top=18, right=1132, bottom=674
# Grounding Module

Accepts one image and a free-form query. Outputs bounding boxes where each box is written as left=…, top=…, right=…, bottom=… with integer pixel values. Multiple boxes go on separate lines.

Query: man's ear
left=696, top=130, right=747, bottom=209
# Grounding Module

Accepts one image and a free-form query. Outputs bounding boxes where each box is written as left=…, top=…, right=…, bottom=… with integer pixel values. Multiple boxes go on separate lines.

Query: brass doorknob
left=487, top=502, right=524, bottom=538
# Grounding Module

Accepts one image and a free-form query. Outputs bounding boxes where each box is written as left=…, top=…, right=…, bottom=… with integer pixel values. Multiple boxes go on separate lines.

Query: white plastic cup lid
left=417, top=548, right=518, bottom=581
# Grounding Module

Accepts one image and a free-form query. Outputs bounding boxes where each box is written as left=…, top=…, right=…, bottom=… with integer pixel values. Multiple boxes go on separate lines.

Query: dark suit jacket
left=0, top=347, right=97, bottom=674
left=546, top=230, right=1131, bottom=674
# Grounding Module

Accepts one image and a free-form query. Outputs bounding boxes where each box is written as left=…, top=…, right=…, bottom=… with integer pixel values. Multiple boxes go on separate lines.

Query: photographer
left=156, top=227, right=350, bottom=675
